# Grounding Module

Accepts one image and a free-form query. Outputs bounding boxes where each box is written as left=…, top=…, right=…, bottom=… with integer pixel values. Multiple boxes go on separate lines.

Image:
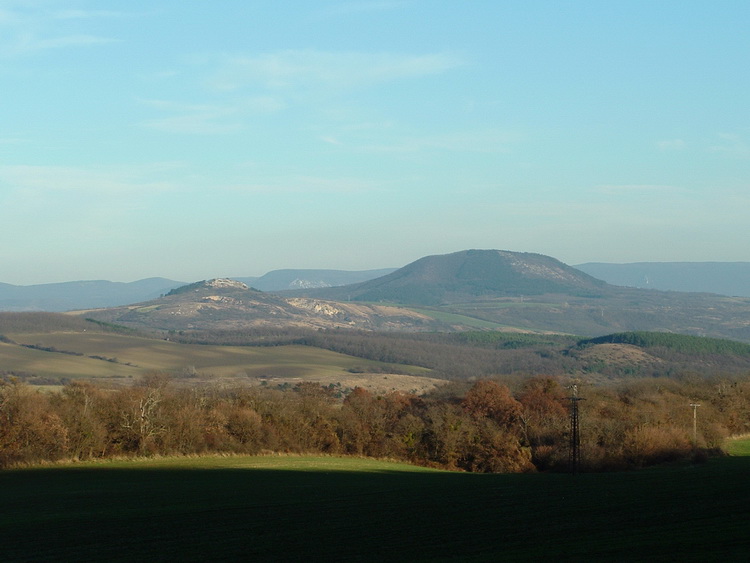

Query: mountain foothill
left=9, top=249, right=739, bottom=343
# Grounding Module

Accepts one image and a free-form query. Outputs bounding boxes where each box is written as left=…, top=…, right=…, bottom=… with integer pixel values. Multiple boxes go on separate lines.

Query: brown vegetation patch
left=578, top=343, right=663, bottom=369
left=252, top=372, right=445, bottom=395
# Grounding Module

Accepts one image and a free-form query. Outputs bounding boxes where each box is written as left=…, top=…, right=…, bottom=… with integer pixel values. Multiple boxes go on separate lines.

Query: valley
left=3, top=249, right=750, bottom=477
left=0, top=327, right=438, bottom=394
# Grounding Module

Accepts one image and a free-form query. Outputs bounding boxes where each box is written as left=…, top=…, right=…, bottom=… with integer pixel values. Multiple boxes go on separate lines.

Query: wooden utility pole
left=690, top=402, right=700, bottom=445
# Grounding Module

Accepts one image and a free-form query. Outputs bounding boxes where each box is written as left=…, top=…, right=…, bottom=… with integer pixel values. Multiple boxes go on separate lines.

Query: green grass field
left=726, top=435, right=750, bottom=456
left=2, top=442, right=750, bottom=562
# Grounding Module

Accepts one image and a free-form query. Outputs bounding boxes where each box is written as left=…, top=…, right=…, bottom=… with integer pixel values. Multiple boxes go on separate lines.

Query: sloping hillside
left=82, top=279, right=446, bottom=332
left=295, top=250, right=608, bottom=305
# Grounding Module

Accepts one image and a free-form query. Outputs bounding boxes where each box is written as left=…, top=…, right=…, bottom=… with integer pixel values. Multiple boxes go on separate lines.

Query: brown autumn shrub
left=702, top=421, right=729, bottom=449
left=202, top=406, right=231, bottom=450
left=162, top=403, right=209, bottom=454
left=225, top=406, right=263, bottom=452
left=461, top=418, right=535, bottom=473
left=391, top=412, right=425, bottom=460
left=53, top=381, right=108, bottom=460
left=0, top=372, right=745, bottom=472
left=516, top=376, right=568, bottom=447
left=421, top=402, right=474, bottom=469
left=0, top=382, right=69, bottom=466
left=622, top=424, right=692, bottom=467
left=462, top=380, right=522, bottom=429
left=338, top=388, right=388, bottom=456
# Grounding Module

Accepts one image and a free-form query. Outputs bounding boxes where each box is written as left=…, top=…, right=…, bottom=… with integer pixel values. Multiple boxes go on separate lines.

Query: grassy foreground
left=2, top=446, right=750, bottom=562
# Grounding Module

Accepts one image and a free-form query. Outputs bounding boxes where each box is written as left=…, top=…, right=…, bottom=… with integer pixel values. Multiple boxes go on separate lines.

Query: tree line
left=173, top=327, right=750, bottom=380
left=579, top=331, right=750, bottom=357
left=2, top=373, right=748, bottom=471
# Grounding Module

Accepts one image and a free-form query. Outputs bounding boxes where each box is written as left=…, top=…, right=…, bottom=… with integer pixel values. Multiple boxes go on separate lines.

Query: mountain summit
left=296, top=250, right=608, bottom=305
left=166, top=278, right=249, bottom=295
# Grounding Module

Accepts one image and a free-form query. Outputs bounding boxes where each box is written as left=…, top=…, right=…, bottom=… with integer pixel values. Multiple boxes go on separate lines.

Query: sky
left=1, top=0, right=749, bottom=285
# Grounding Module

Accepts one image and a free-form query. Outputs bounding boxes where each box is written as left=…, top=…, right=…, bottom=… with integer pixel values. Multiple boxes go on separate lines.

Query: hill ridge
left=0, top=278, right=186, bottom=312
left=293, top=249, right=609, bottom=305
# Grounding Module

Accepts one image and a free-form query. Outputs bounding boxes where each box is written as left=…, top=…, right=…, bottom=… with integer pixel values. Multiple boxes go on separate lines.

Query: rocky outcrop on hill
left=83, top=279, right=448, bottom=332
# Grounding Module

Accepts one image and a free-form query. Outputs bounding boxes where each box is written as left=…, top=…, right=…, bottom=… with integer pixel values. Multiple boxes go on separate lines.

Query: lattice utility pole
left=568, top=384, right=585, bottom=474
left=690, top=402, right=701, bottom=446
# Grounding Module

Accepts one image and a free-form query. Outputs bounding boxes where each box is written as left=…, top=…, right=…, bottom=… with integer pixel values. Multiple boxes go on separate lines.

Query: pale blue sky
left=1, top=0, right=748, bottom=284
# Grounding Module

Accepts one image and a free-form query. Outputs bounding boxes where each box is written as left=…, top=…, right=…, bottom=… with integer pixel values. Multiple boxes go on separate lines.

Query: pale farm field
left=2, top=331, right=442, bottom=393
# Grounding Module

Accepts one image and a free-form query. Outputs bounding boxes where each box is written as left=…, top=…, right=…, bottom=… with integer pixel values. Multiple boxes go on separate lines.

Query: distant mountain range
left=1, top=252, right=748, bottom=332
left=75, top=250, right=750, bottom=342
left=235, top=268, right=396, bottom=292
left=574, top=262, right=750, bottom=297
left=0, top=269, right=396, bottom=312
left=292, top=250, right=607, bottom=305
left=0, top=278, right=185, bottom=312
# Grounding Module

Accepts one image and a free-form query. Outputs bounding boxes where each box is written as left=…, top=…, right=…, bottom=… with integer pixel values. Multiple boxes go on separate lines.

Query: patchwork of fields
left=1, top=331, right=439, bottom=393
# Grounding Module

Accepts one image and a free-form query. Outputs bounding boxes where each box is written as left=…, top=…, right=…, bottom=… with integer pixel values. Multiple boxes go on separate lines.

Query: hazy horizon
left=3, top=251, right=750, bottom=287
left=3, top=1, right=748, bottom=285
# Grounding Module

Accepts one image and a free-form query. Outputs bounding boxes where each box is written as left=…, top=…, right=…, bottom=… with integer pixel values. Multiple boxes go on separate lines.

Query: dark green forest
left=579, top=331, right=750, bottom=356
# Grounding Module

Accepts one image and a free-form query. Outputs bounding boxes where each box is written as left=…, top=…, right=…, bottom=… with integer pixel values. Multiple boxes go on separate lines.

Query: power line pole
left=568, top=384, right=585, bottom=474
left=690, top=402, right=700, bottom=446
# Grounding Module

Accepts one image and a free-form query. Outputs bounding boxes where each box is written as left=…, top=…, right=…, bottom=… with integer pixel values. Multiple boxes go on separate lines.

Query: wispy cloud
left=357, top=129, right=516, bottom=154
left=51, top=10, right=126, bottom=20
left=710, top=133, right=750, bottom=159
left=0, top=8, right=21, bottom=25
left=138, top=103, right=243, bottom=135
left=594, top=184, right=685, bottom=196
left=320, top=136, right=343, bottom=146
left=322, top=1, right=407, bottom=16
left=0, top=164, right=180, bottom=195
left=139, top=48, right=462, bottom=138
left=210, top=50, right=464, bottom=92
left=656, top=139, right=686, bottom=151
left=0, top=4, right=121, bottom=57
left=226, top=174, right=377, bottom=194
left=137, top=97, right=284, bottom=134
left=11, top=33, right=117, bottom=54
left=0, top=137, right=28, bottom=145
